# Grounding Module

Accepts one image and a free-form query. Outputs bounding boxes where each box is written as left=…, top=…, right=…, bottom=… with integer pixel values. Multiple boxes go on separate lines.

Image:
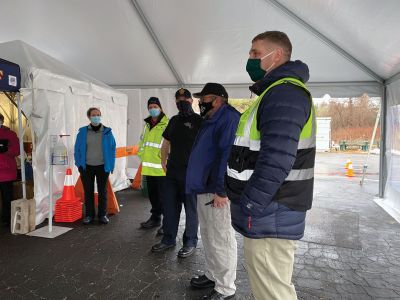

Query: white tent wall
left=120, top=88, right=178, bottom=168
left=21, top=68, right=129, bottom=225
left=377, top=77, right=400, bottom=222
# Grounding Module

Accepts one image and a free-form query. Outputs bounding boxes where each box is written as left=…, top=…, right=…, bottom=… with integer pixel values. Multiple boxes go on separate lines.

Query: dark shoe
left=140, top=218, right=161, bottom=229
left=151, top=242, right=175, bottom=252
left=202, top=290, right=235, bottom=299
left=99, top=216, right=109, bottom=224
left=83, top=216, right=94, bottom=225
left=178, top=246, right=196, bottom=258
left=190, top=275, right=215, bottom=289
left=157, top=227, right=164, bottom=235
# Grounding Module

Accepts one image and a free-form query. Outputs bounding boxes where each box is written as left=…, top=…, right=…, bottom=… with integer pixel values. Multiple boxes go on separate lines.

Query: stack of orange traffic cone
left=346, top=163, right=355, bottom=177
left=345, top=159, right=351, bottom=169
left=55, top=168, right=83, bottom=222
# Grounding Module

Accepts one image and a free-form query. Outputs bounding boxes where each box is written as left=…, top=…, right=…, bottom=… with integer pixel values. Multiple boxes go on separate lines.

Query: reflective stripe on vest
left=142, top=162, right=163, bottom=169
left=228, top=166, right=315, bottom=182
left=229, top=77, right=315, bottom=182
left=144, top=140, right=163, bottom=149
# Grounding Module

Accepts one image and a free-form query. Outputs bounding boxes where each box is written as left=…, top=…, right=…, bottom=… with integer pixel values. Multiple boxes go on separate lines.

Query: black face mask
left=199, top=100, right=214, bottom=117
left=176, top=101, right=192, bottom=114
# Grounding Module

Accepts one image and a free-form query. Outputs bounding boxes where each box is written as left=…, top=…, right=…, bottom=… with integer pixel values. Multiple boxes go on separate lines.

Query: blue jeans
left=161, top=177, right=198, bottom=247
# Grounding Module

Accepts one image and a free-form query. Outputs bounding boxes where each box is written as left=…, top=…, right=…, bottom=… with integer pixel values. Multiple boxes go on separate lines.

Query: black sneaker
left=99, top=216, right=109, bottom=224
left=151, top=242, right=175, bottom=252
left=140, top=218, right=161, bottom=229
left=83, top=216, right=94, bottom=225
left=190, top=275, right=215, bottom=289
left=202, top=290, right=235, bottom=299
left=178, top=246, right=196, bottom=258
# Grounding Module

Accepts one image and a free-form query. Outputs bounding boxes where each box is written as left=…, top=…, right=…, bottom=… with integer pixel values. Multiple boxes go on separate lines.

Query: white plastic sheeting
left=0, top=41, right=130, bottom=225
left=379, top=78, right=400, bottom=221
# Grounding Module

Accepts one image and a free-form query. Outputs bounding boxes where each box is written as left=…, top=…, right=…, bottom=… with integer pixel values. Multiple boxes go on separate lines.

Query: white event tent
left=1, top=0, right=400, bottom=221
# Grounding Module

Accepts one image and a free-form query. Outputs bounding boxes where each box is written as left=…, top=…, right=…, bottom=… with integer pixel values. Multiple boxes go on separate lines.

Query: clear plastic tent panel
left=384, top=79, right=400, bottom=218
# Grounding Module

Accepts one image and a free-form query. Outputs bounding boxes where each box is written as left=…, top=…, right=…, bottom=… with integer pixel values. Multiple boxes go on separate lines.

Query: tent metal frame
left=112, top=81, right=382, bottom=90
left=265, top=0, right=384, bottom=84
left=126, top=0, right=398, bottom=198
left=130, top=0, right=183, bottom=86
left=386, top=71, right=400, bottom=86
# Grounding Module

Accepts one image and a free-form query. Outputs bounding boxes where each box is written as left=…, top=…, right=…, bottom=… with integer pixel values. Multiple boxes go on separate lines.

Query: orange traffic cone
left=75, top=175, right=120, bottom=215
left=346, top=163, right=355, bottom=177
left=345, top=159, right=351, bottom=169
left=55, top=168, right=83, bottom=222
left=60, top=168, right=79, bottom=202
left=131, top=164, right=142, bottom=190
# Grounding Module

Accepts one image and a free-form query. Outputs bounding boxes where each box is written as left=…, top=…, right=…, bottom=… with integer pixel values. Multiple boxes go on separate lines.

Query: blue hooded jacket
left=74, top=125, right=116, bottom=173
left=228, top=60, right=313, bottom=240
left=186, top=104, right=240, bottom=196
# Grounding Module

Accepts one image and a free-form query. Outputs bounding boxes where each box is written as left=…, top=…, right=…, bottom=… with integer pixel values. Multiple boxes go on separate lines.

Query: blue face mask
left=90, top=116, right=101, bottom=125
left=149, top=108, right=161, bottom=118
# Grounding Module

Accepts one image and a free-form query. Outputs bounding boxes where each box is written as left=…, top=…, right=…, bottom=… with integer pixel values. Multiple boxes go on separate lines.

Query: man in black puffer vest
left=226, top=31, right=316, bottom=300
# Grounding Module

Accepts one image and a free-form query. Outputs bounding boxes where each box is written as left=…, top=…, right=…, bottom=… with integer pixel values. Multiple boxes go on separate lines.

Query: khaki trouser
left=197, top=193, right=237, bottom=296
left=244, top=237, right=297, bottom=300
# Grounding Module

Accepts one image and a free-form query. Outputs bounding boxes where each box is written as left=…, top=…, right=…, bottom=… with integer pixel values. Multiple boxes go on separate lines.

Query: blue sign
left=0, top=58, right=21, bottom=92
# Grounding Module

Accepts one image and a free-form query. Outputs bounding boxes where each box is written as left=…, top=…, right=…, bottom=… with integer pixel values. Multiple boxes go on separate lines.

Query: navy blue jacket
left=74, top=125, right=116, bottom=173
left=228, top=60, right=312, bottom=240
left=186, top=104, right=240, bottom=196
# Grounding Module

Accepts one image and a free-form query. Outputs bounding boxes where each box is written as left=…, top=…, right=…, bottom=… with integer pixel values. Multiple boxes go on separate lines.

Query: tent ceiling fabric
left=137, top=0, right=376, bottom=84
left=1, top=0, right=399, bottom=92
left=0, top=0, right=177, bottom=86
left=277, top=0, right=400, bottom=81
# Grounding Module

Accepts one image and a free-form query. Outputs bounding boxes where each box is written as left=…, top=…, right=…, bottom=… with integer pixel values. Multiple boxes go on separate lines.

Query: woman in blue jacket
left=74, top=107, right=116, bottom=225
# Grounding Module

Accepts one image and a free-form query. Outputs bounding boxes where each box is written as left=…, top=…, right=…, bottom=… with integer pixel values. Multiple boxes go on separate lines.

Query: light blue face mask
left=149, top=108, right=161, bottom=118
left=90, top=116, right=101, bottom=125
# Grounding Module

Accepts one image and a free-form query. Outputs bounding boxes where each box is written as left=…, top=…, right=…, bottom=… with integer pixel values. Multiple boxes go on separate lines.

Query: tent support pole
left=379, top=86, right=387, bottom=198
left=264, top=0, right=384, bottom=84
left=360, top=106, right=380, bottom=186
left=17, top=92, right=27, bottom=199
left=385, top=71, right=400, bottom=85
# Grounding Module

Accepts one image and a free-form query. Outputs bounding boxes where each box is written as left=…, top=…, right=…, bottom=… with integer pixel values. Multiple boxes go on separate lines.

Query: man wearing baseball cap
left=186, top=83, right=240, bottom=299
left=151, top=88, right=202, bottom=258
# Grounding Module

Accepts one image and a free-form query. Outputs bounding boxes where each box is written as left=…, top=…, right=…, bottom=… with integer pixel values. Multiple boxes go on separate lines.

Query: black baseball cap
left=193, top=83, right=229, bottom=99
left=148, top=97, right=162, bottom=108
left=175, top=88, right=191, bottom=99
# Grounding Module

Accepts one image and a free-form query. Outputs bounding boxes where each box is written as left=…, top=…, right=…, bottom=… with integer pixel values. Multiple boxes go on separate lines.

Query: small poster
left=8, top=75, right=17, bottom=87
